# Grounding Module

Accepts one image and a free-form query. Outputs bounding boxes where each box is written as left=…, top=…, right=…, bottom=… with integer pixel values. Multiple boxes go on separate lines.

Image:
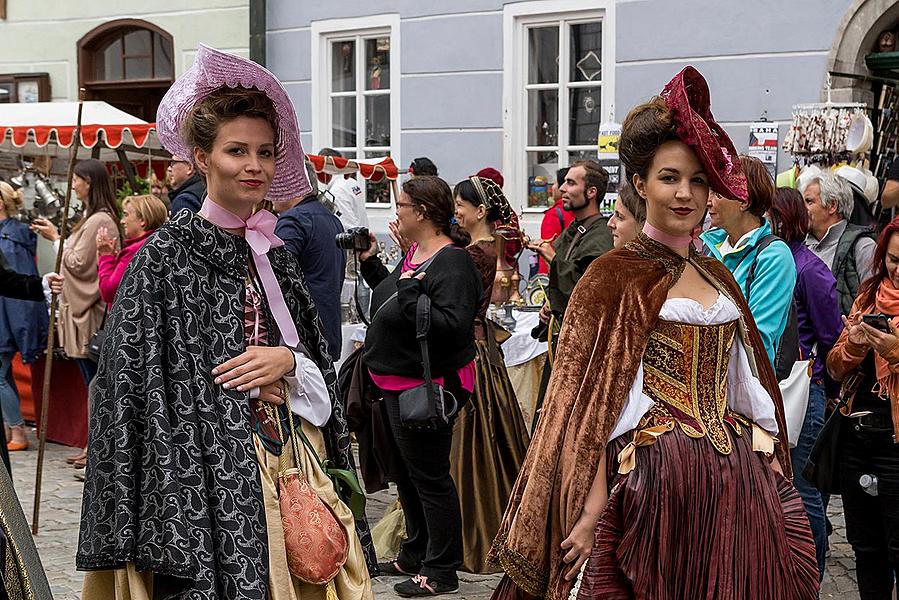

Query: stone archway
left=828, top=0, right=899, bottom=103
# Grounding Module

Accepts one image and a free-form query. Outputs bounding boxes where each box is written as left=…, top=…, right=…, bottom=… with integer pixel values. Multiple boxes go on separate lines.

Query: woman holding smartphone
left=828, top=215, right=899, bottom=599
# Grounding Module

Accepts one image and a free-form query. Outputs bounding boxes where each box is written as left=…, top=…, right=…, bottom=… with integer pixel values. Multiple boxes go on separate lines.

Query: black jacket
left=76, top=210, right=375, bottom=598
left=169, top=173, right=206, bottom=215
left=0, top=252, right=43, bottom=302
left=361, top=245, right=481, bottom=379
left=274, top=195, right=346, bottom=358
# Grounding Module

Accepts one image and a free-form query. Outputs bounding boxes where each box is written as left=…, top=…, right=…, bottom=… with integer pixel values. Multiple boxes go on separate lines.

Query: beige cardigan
left=57, top=211, right=120, bottom=359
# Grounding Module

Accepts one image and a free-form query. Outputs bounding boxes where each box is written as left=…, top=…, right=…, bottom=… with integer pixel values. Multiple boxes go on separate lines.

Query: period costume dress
left=77, top=44, right=375, bottom=600
left=0, top=461, right=53, bottom=599
left=487, top=67, right=818, bottom=600
left=489, top=235, right=818, bottom=600
left=451, top=236, right=529, bottom=574
left=78, top=210, right=374, bottom=600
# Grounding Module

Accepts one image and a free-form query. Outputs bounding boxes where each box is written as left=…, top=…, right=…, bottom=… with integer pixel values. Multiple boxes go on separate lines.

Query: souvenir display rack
left=871, top=83, right=899, bottom=179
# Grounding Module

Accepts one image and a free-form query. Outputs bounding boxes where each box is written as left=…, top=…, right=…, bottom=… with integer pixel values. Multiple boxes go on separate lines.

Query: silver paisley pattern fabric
left=76, top=210, right=375, bottom=599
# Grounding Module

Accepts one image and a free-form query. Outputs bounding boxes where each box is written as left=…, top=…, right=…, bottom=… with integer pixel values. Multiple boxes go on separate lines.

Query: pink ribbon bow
left=199, top=198, right=300, bottom=348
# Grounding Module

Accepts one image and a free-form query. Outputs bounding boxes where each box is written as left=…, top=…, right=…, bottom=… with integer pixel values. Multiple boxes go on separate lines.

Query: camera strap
left=369, top=246, right=448, bottom=323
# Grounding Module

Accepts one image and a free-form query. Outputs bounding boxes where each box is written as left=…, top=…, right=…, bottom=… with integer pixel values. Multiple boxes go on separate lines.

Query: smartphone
left=862, top=313, right=893, bottom=333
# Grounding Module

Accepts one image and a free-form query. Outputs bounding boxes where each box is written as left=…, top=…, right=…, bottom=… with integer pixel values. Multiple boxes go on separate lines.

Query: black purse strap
left=370, top=246, right=450, bottom=323
left=415, top=295, right=436, bottom=406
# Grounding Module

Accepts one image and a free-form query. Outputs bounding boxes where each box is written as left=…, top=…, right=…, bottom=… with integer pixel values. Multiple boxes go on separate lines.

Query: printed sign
left=597, top=122, right=622, bottom=216
left=748, top=122, right=779, bottom=180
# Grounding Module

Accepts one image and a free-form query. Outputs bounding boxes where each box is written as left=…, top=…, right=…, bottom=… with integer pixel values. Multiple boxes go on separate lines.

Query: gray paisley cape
left=76, top=210, right=375, bottom=599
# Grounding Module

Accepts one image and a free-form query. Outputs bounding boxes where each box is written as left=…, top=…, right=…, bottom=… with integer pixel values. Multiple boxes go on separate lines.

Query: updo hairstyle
left=453, top=179, right=503, bottom=222
left=181, top=86, right=280, bottom=167
left=619, top=97, right=678, bottom=187
left=402, top=176, right=471, bottom=247
left=0, top=181, right=24, bottom=216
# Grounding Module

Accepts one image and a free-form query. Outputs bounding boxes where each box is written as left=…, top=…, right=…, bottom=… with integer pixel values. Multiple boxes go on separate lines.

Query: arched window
left=79, top=20, right=173, bottom=84
left=78, top=20, right=175, bottom=121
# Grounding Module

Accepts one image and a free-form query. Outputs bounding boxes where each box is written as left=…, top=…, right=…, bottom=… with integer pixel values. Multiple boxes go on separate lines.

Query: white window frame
left=502, top=0, right=615, bottom=217
left=311, top=14, right=401, bottom=208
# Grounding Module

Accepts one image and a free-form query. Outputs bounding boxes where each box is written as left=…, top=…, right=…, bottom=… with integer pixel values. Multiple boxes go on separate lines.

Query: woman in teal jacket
left=700, top=155, right=797, bottom=368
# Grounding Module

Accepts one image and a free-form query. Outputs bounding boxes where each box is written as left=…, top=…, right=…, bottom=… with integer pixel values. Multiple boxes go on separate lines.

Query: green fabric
left=833, top=223, right=877, bottom=315
left=547, top=216, right=613, bottom=318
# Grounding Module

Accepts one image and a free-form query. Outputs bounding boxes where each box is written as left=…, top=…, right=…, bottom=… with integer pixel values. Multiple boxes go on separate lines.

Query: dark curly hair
left=182, top=86, right=279, bottom=165
left=403, top=176, right=470, bottom=247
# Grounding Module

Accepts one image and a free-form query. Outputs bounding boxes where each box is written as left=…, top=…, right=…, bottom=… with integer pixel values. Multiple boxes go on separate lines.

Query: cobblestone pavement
left=10, top=432, right=862, bottom=598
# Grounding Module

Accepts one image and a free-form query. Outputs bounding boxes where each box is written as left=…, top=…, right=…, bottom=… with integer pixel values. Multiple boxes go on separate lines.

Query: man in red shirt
left=536, top=167, right=574, bottom=273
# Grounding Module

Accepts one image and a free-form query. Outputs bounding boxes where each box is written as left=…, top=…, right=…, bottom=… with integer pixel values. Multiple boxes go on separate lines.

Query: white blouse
left=608, top=293, right=779, bottom=441
left=249, top=347, right=333, bottom=427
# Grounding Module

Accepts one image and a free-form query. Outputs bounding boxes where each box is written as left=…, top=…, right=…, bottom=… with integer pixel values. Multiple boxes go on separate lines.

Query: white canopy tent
left=0, top=101, right=166, bottom=163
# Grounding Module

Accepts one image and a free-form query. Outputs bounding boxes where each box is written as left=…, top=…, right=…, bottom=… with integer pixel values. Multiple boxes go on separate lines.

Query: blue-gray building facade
left=266, top=0, right=894, bottom=234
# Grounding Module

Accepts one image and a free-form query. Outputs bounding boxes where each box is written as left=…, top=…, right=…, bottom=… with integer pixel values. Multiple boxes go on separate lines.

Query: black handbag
left=802, top=371, right=863, bottom=495
left=398, top=294, right=459, bottom=430
left=86, top=307, right=108, bottom=363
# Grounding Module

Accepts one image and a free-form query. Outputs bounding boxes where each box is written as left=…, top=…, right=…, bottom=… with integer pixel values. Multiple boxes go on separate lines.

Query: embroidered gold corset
left=641, top=318, right=750, bottom=455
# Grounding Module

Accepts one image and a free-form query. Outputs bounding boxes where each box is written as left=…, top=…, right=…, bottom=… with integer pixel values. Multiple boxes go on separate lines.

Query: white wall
left=0, top=0, right=250, bottom=101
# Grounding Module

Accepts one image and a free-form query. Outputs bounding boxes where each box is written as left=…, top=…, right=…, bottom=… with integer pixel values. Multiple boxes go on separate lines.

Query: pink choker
left=642, top=222, right=693, bottom=249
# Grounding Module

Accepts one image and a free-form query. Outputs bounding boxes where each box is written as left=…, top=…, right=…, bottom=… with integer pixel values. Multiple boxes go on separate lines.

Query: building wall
left=615, top=0, right=851, bottom=172
left=268, top=0, right=508, bottom=204
left=268, top=0, right=866, bottom=233
left=0, top=0, right=249, bottom=101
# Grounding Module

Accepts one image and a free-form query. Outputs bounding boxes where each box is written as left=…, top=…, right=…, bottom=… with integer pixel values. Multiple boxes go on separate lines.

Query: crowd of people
left=0, top=45, right=897, bottom=600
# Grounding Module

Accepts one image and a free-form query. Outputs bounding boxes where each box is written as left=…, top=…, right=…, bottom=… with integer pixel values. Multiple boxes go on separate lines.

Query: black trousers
left=838, top=422, right=899, bottom=599
left=382, top=379, right=468, bottom=585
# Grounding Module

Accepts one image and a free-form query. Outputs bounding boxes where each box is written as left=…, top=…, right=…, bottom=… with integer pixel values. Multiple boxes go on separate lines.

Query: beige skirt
left=82, top=418, right=373, bottom=600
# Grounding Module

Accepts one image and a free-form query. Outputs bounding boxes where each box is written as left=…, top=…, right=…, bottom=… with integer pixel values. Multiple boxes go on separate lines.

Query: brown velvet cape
left=488, top=234, right=791, bottom=600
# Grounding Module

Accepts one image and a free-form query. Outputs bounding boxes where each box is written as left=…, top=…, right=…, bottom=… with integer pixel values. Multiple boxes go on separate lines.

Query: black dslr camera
left=335, top=226, right=371, bottom=252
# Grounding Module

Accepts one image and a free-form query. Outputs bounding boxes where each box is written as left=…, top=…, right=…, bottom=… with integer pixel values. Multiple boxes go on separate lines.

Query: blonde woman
left=0, top=182, right=49, bottom=451
left=96, top=194, right=168, bottom=305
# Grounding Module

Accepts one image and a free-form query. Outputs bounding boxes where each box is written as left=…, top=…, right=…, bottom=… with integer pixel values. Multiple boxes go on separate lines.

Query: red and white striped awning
left=306, top=154, right=399, bottom=183
left=0, top=101, right=163, bottom=161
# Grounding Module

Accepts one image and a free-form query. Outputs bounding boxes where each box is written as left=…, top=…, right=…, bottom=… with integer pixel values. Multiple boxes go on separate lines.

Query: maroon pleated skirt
left=576, top=427, right=819, bottom=600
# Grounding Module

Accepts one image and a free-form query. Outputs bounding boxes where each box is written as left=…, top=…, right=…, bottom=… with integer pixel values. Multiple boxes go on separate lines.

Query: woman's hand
left=388, top=220, right=412, bottom=255
left=258, top=379, right=288, bottom=406
left=860, top=319, right=899, bottom=358
left=842, top=314, right=869, bottom=347
left=44, top=272, right=64, bottom=295
left=399, top=271, right=425, bottom=281
left=31, top=218, right=59, bottom=242
left=212, top=346, right=295, bottom=392
left=560, top=513, right=597, bottom=581
left=358, top=232, right=380, bottom=262
left=96, top=226, right=119, bottom=256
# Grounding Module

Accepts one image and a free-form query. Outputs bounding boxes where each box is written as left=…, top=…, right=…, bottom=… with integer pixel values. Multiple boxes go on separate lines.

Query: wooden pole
left=32, top=89, right=85, bottom=534
left=389, top=179, right=400, bottom=206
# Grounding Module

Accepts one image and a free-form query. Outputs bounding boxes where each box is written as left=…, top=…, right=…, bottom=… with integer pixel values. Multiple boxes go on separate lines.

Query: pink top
left=199, top=198, right=300, bottom=348
left=97, top=230, right=154, bottom=305
left=369, top=243, right=476, bottom=393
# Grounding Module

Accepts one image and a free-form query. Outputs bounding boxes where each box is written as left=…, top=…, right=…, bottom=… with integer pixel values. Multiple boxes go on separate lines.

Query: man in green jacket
left=528, top=160, right=613, bottom=427
left=529, top=160, right=613, bottom=326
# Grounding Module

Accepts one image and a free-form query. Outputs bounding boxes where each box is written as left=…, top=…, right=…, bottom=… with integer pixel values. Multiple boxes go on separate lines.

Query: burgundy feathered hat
left=660, top=66, right=748, bottom=201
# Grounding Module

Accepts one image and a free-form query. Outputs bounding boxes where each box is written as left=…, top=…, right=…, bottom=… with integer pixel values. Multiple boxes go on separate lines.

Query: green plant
left=115, top=178, right=150, bottom=208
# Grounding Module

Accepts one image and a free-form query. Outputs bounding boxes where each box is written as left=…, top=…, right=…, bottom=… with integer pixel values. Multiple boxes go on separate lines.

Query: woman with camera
left=31, top=159, right=120, bottom=469
left=359, top=175, right=482, bottom=596
left=827, top=215, right=899, bottom=599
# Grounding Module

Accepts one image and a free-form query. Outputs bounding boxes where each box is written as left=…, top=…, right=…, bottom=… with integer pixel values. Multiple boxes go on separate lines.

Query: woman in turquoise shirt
left=700, top=155, right=797, bottom=367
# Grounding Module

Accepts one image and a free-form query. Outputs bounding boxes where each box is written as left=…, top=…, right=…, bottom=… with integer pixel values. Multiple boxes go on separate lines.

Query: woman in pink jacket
left=96, top=194, right=168, bottom=304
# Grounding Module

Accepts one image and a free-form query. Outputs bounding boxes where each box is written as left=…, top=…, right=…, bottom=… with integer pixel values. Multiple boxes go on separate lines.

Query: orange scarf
left=873, top=278, right=899, bottom=396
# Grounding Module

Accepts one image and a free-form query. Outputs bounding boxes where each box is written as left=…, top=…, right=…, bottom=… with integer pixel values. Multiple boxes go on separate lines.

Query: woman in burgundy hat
left=77, top=45, right=374, bottom=600
left=488, top=67, right=819, bottom=600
